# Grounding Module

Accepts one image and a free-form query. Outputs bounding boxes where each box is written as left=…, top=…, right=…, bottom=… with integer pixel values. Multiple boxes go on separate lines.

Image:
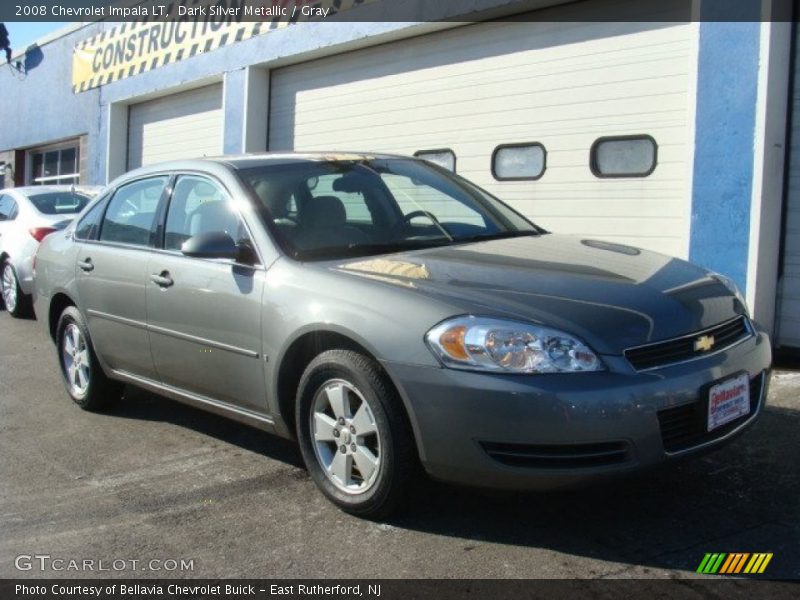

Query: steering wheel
left=402, top=210, right=442, bottom=226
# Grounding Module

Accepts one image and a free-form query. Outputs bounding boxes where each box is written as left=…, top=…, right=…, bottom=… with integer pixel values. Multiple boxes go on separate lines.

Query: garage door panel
left=283, top=94, right=688, bottom=147
left=127, top=84, right=223, bottom=170
left=272, top=59, right=689, bottom=115
left=273, top=78, right=687, bottom=124
left=271, top=13, right=689, bottom=98
left=270, top=2, right=691, bottom=259
left=284, top=117, right=688, bottom=153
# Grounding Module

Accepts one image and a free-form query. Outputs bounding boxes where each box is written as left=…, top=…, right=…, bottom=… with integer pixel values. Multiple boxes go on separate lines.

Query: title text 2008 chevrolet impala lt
left=33, top=154, right=771, bottom=517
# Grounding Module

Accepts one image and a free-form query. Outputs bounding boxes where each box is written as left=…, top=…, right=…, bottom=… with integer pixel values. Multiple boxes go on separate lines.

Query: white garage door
left=127, top=84, right=223, bottom=170
left=775, top=30, right=800, bottom=348
left=269, top=0, right=692, bottom=257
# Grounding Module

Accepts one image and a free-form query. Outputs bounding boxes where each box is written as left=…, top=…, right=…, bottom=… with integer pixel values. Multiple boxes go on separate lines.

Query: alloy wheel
left=2, top=264, right=17, bottom=313
left=310, top=379, right=381, bottom=494
left=61, top=323, right=91, bottom=397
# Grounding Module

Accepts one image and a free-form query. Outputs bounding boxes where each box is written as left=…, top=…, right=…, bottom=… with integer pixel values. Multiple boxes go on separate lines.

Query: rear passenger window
left=74, top=197, right=108, bottom=241
left=99, top=177, right=168, bottom=247
left=591, top=135, right=657, bottom=177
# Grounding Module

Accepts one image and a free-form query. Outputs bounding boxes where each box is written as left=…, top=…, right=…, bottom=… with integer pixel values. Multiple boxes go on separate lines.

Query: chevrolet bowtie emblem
left=694, top=335, right=715, bottom=352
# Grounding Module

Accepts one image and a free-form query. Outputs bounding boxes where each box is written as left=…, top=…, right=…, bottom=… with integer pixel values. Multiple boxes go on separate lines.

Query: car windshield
left=27, top=191, right=91, bottom=215
left=239, top=158, right=541, bottom=260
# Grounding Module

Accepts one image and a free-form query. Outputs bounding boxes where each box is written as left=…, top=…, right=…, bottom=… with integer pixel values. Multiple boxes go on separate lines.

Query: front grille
left=625, top=316, right=752, bottom=371
left=657, top=371, right=764, bottom=453
left=480, top=440, right=631, bottom=469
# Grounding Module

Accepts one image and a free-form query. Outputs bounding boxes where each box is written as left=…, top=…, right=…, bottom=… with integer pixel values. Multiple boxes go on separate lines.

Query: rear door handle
left=77, top=258, right=94, bottom=272
left=150, top=271, right=174, bottom=288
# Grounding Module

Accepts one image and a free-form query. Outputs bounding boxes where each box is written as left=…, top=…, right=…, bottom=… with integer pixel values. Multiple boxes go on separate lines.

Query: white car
left=0, top=185, right=100, bottom=317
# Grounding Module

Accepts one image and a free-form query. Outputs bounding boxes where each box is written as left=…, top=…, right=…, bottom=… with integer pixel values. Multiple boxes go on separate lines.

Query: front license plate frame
left=707, top=372, right=750, bottom=432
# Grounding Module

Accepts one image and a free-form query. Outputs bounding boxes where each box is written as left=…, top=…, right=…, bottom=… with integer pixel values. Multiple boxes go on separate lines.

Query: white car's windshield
left=240, top=158, right=541, bottom=260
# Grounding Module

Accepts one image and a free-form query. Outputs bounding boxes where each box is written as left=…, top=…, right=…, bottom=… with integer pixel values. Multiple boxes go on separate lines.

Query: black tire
left=56, top=306, right=123, bottom=411
left=1, top=259, right=32, bottom=318
left=296, top=349, right=419, bottom=519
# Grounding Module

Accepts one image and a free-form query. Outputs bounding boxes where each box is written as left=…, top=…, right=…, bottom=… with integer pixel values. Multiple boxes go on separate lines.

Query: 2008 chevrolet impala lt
left=33, top=153, right=772, bottom=517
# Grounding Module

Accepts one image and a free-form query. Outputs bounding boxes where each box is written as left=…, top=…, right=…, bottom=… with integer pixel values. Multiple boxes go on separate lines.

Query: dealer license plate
left=707, top=373, right=750, bottom=432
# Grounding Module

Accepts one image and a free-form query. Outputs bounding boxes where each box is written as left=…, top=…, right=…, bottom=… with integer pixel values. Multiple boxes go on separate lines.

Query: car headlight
left=425, top=316, right=604, bottom=374
left=713, top=273, right=749, bottom=314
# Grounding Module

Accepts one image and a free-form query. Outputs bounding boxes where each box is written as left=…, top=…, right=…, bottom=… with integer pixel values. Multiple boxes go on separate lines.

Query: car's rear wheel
left=296, top=349, right=418, bottom=518
left=1, top=260, right=32, bottom=318
left=56, top=306, right=123, bottom=411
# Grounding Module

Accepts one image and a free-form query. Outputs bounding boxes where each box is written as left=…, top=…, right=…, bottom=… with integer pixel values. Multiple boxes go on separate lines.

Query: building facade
left=1, top=0, right=797, bottom=348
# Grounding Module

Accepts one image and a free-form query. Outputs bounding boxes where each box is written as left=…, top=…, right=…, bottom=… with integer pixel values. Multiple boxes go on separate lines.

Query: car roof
left=120, top=152, right=416, bottom=176
left=217, top=151, right=414, bottom=170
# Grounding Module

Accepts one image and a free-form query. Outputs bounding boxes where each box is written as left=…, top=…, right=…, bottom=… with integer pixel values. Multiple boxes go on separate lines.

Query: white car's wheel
left=1, top=260, right=31, bottom=318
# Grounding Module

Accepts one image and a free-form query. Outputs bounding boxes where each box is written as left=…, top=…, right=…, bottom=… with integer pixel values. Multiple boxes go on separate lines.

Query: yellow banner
left=72, top=0, right=372, bottom=93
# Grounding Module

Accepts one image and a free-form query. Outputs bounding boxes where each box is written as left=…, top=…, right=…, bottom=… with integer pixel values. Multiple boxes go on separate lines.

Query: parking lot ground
left=1, top=311, right=798, bottom=579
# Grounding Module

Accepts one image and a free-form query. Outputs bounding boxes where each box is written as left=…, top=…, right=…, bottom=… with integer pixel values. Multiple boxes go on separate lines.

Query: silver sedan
left=32, top=155, right=771, bottom=518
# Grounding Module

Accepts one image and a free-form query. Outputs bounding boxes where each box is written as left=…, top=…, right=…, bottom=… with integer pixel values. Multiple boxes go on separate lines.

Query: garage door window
left=492, top=143, right=546, bottom=180
left=591, top=135, right=657, bottom=178
left=99, top=177, right=168, bottom=247
left=414, top=149, right=456, bottom=173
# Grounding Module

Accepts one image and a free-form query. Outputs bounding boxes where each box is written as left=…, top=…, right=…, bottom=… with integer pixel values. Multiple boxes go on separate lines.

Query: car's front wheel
left=1, top=260, right=32, bottom=318
left=56, top=306, right=123, bottom=411
left=296, top=350, right=418, bottom=518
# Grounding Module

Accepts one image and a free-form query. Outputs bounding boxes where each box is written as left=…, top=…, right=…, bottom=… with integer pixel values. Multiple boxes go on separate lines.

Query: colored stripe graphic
left=719, top=554, right=736, bottom=574
left=696, top=553, right=713, bottom=573
left=719, top=553, right=748, bottom=573
left=698, top=553, right=727, bottom=573
left=710, top=553, right=726, bottom=573
left=744, top=553, right=774, bottom=574
left=698, top=552, right=772, bottom=575
left=732, top=553, right=750, bottom=573
left=758, top=554, right=773, bottom=573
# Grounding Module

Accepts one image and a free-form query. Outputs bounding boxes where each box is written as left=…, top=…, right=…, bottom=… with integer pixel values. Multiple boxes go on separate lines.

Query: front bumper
left=385, top=330, right=772, bottom=490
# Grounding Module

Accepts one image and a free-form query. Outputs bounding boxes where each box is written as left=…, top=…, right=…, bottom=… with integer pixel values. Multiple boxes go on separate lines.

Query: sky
left=4, top=22, right=66, bottom=53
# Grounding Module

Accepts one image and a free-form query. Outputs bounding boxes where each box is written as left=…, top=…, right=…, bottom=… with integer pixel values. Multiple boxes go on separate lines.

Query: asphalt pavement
left=1, top=309, right=798, bottom=579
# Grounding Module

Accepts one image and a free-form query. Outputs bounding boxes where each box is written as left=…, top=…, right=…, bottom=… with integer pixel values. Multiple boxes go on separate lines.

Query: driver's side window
left=164, top=176, right=250, bottom=252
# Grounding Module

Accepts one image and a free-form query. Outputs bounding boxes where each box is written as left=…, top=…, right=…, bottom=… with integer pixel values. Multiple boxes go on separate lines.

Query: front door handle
left=77, top=258, right=94, bottom=272
left=150, top=271, right=174, bottom=288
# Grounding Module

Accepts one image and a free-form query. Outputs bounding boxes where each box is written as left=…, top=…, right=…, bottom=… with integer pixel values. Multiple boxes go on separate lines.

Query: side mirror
left=235, top=239, right=259, bottom=265
left=181, top=231, right=238, bottom=260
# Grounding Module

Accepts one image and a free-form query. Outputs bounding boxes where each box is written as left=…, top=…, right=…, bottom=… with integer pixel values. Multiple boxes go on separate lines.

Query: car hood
left=330, top=235, right=747, bottom=355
